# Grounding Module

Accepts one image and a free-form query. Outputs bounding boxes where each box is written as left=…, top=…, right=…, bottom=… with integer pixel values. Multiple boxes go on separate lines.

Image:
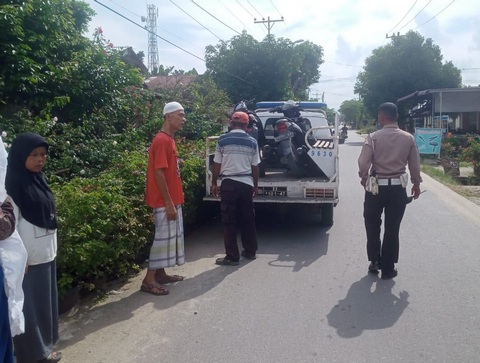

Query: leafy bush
left=460, top=135, right=480, bottom=176
left=52, top=150, right=152, bottom=295
left=440, top=136, right=462, bottom=159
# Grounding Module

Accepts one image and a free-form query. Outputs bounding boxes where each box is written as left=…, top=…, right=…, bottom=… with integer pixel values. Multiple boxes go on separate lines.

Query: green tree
left=339, top=99, right=367, bottom=129
left=205, top=32, right=324, bottom=102
left=0, top=0, right=143, bottom=123
left=354, top=31, right=461, bottom=117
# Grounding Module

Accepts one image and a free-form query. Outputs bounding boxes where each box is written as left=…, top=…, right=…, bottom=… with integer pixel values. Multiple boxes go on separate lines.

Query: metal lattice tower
left=146, top=4, right=159, bottom=72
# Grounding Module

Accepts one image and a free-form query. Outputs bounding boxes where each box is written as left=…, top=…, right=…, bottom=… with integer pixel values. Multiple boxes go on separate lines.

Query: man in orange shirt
left=141, top=102, right=186, bottom=295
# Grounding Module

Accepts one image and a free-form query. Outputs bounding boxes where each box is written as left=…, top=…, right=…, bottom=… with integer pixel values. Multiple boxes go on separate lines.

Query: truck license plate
left=274, top=131, right=294, bottom=142
left=258, top=186, right=287, bottom=197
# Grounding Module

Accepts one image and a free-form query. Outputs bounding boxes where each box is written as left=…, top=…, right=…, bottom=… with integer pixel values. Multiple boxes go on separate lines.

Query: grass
left=420, top=164, right=461, bottom=186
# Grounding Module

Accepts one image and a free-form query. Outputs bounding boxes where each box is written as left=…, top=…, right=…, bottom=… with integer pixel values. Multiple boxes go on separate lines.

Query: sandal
left=155, top=274, right=185, bottom=284
left=140, top=283, right=169, bottom=296
left=40, top=351, right=62, bottom=362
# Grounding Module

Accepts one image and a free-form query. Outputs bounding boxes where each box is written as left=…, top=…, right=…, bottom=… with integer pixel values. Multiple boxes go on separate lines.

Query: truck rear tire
left=321, top=204, right=334, bottom=226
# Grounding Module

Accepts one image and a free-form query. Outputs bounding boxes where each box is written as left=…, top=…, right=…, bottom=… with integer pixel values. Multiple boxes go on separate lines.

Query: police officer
left=358, top=102, right=422, bottom=279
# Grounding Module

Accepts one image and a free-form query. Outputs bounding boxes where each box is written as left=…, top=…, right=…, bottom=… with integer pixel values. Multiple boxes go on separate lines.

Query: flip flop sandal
left=40, top=351, right=63, bottom=363
left=140, top=283, right=169, bottom=296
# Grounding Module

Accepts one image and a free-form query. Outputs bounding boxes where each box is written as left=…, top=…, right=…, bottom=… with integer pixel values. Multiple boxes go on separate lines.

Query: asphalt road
left=58, top=132, right=480, bottom=363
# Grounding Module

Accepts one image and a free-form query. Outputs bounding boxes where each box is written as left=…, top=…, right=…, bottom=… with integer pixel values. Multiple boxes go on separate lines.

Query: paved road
left=58, top=132, right=480, bottom=363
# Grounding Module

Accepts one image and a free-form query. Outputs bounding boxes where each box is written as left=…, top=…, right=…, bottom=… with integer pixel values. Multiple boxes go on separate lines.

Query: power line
left=190, top=0, right=241, bottom=35
left=93, top=0, right=204, bottom=61
left=235, top=0, right=255, bottom=18
left=171, top=0, right=223, bottom=41
left=269, top=0, right=283, bottom=18
left=171, top=0, right=259, bottom=68
left=386, top=0, right=417, bottom=34
left=324, top=60, right=362, bottom=68
left=317, top=77, right=356, bottom=83
left=93, top=0, right=253, bottom=85
left=217, top=0, right=247, bottom=29
left=267, top=0, right=290, bottom=38
left=246, top=0, right=264, bottom=19
left=396, top=0, right=432, bottom=32
left=103, top=0, right=143, bottom=19
left=414, top=0, right=456, bottom=30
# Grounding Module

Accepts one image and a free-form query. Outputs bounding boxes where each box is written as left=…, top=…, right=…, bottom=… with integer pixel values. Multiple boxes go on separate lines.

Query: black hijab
left=5, top=133, right=57, bottom=230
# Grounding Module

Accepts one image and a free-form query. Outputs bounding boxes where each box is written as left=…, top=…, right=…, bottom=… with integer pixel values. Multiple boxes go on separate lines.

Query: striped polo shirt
left=214, top=129, right=260, bottom=187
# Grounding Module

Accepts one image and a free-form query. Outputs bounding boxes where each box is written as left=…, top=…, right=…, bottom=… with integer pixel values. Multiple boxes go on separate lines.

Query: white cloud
left=85, top=0, right=480, bottom=109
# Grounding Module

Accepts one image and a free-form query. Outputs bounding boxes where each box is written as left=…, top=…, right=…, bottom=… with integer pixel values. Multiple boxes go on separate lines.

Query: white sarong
left=148, top=206, right=185, bottom=269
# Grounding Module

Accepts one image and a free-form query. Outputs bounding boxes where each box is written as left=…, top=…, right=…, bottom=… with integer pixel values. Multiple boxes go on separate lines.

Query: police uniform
left=358, top=119, right=422, bottom=278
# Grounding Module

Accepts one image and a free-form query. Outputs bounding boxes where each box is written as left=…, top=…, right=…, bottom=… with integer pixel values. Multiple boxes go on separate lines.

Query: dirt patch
left=450, top=185, right=480, bottom=207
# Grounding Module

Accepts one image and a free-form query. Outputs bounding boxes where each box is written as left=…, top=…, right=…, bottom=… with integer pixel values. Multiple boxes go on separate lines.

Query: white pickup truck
left=204, top=101, right=339, bottom=225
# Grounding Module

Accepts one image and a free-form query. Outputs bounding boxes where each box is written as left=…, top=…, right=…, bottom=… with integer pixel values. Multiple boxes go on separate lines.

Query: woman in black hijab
left=6, top=133, right=62, bottom=363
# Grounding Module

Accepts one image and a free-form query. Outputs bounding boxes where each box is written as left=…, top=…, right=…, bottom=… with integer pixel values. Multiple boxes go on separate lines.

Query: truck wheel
left=321, top=204, right=334, bottom=226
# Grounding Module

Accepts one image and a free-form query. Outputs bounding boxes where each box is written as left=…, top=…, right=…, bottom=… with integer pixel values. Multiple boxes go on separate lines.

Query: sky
left=84, top=0, right=480, bottom=110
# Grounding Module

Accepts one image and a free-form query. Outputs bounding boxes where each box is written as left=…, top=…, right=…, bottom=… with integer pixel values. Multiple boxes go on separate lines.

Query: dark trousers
left=363, top=185, right=407, bottom=272
left=220, top=179, right=258, bottom=261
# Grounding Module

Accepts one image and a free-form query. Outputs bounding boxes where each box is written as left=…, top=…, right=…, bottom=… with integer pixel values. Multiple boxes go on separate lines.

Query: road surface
left=57, top=132, right=480, bottom=363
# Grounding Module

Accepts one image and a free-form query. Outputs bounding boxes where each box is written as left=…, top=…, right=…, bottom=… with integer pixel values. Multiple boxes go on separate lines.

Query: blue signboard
left=415, top=128, right=443, bottom=155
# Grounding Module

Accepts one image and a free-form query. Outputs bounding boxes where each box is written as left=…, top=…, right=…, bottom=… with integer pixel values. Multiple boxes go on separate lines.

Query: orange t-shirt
left=145, top=132, right=184, bottom=208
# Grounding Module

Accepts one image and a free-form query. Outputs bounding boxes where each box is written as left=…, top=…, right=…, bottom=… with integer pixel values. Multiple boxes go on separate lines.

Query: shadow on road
left=58, top=255, right=244, bottom=350
left=57, top=205, right=331, bottom=350
left=327, top=274, right=410, bottom=338
left=255, top=204, right=330, bottom=272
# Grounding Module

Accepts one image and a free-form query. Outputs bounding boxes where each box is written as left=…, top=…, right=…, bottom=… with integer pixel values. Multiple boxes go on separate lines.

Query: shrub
left=460, top=135, right=480, bottom=177
left=52, top=150, right=152, bottom=295
left=440, top=136, right=461, bottom=159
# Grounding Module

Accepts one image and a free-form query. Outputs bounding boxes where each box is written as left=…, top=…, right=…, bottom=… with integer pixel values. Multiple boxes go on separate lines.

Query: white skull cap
left=163, top=102, right=184, bottom=116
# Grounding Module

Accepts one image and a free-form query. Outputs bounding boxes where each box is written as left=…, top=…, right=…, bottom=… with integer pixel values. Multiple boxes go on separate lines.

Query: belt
left=377, top=178, right=402, bottom=186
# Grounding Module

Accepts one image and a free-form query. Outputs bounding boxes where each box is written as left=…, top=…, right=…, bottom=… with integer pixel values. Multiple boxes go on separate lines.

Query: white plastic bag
left=0, top=230, right=27, bottom=336
left=400, top=173, right=409, bottom=188
left=0, top=135, right=27, bottom=336
left=365, top=175, right=379, bottom=195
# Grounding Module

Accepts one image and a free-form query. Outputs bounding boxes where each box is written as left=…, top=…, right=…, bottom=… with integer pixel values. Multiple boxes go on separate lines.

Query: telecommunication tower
left=142, top=4, right=159, bottom=72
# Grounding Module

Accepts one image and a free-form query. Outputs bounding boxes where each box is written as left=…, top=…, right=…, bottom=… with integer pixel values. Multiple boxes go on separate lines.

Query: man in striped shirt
left=212, top=111, right=260, bottom=266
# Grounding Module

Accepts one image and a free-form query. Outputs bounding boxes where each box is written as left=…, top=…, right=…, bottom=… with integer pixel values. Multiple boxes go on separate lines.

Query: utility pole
left=141, top=4, right=159, bottom=72
left=254, top=16, right=284, bottom=36
left=386, top=32, right=402, bottom=39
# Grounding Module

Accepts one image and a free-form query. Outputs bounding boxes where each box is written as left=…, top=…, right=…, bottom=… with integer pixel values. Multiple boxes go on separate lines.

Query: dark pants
left=364, top=185, right=407, bottom=273
left=13, top=260, right=59, bottom=363
left=220, top=179, right=258, bottom=261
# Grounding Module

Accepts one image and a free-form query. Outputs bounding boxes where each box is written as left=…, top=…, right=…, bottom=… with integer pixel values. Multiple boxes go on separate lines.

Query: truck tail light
left=276, top=121, right=288, bottom=132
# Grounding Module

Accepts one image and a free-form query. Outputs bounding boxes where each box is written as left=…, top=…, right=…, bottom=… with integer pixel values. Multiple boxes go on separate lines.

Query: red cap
left=231, top=111, right=249, bottom=124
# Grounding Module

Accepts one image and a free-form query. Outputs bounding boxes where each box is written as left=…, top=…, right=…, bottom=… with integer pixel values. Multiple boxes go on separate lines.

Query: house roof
left=397, top=87, right=480, bottom=113
left=144, top=75, right=197, bottom=90
left=121, top=47, right=148, bottom=74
